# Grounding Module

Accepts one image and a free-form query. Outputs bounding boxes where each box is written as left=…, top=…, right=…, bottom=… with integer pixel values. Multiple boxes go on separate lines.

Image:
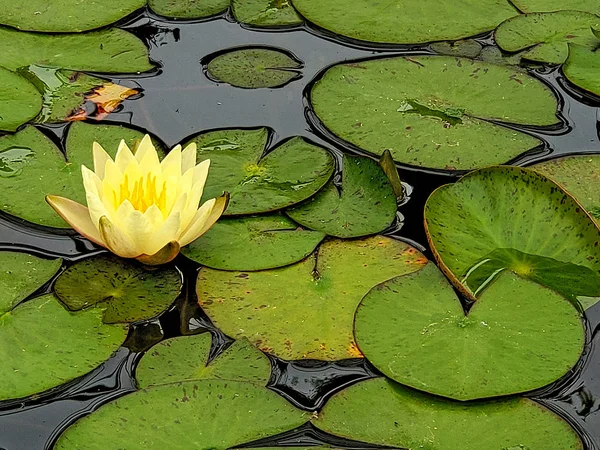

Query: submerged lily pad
left=55, top=333, right=307, bottom=449
left=355, top=263, right=584, bottom=401
left=188, top=130, right=334, bottom=215
left=311, top=56, right=558, bottom=170
left=0, top=66, right=42, bottom=132
left=148, top=0, right=229, bottom=18
left=430, top=39, right=483, bottom=58
left=495, top=11, right=600, bottom=64
left=53, top=255, right=182, bottom=324
left=512, top=0, right=600, bottom=14
left=232, top=0, right=303, bottom=26
left=182, top=214, right=325, bottom=271
left=563, top=44, right=600, bottom=97
left=424, top=166, right=600, bottom=305
left=207, top=48, right=302, bottom=88
left=198, top=236, right=427, bottom=360
left=314, top=378, right=583, bottom=450
left=287, top=155, right=397, bottom=238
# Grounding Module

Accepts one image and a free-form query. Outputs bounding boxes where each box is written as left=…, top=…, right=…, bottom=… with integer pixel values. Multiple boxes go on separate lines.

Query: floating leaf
left=314, top=378, right=583, bottom=450
left=207, top=48, right=302, bottom=89
left=287, top=155, right=397, bottom=238
left=563, top=44, right=600, bottom=97
left=424, top=166, right=600, bottom=306
left=148, top=0, right=229, bottom=18
left=0, top=66, right=42, bottom=132
left=67, top=83, right=139, bottom=121
left=197, top=236, right=426, bottom=360
left=495, top=11, right=600, bottom=64
left=430, top=39, right=483, bottom=58
left=0, top=294, right=127, bottom=401
left=182, top=214, right=325, bottom=271
left=232, top=0, right=303, bottom=27
left=355, top=263, right=584, bottom=401
left=187, top=130, right=334, bottom=215
left=512, top=0, right=600, bottom=14
left=310, top=56, right=557, bottom=170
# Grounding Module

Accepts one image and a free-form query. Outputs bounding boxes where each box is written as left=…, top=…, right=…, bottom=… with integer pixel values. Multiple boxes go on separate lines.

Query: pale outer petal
left=160, top=144, right=182, bottom=179
left=114, top=140, right=137, bottom=173
left=181, top=179, right=205, bottom=228
left=92, top=142, right=111, bottom=179
left=181, top=143, right=197, bottom=173
left=192, top=159, right=210, bottom=186
left=103, top=159, right=124, bottom=190
left=81, top=165, right=102, bottom=197
left=86, top=188, right=113, bottom=228
left=138, top=139, right=161, bottom=173
left=133, top=134, right=155, bottom=162
left=143, top=212, right=182, bottom=256
left=178, top=195, right=228, bottom=247
left=45, top=195, right=104, bottom=246
left=113, top=200, right=158, bottom=254
left=98, top=216, right=141, bottom=258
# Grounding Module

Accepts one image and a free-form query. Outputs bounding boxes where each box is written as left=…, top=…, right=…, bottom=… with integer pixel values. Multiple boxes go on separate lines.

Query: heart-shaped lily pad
left=53, top=254, right=182, bottom=324
left=563, top=44, right=600, bottom=97
left=314, top=378, right=583, bottom=450
left=207, top=48, right=302, bottom=89
left=512, top=0, right=600, bottom=14
left=0, top=66, right=42, bottom=131
left=355, top=263, right=584, bottom=401
left=187, top=130, right=334, bottom=215
left=424, top=166, right=600, bottom=305
left=290, top=0, right=517, bottom=44
left=54, top=333, right=307, bottom=449
left=310, top=56, right=558, bottom=170
left=495, top=11, right=600, bottom=64
left=197, top=236, right=427, bottom=360
left=287, top=155, right=397, bottom=238
left=182, top=214, right=325, bottom=271
left=148, top=0, right=229, bottom=19
left=232, top=0, right=303, bottom=26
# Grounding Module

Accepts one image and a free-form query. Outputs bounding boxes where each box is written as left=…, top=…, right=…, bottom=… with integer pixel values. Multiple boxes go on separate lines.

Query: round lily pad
left=355, top=263, right=584, bottom=401
left=287, top=155, right=397, bottom=238
left=207, top=48, right=302, bottom=89
left=188, top=130, right=334, bottom=215
left=290, top=0, right=517, bottom=44
left=563, top=43, right=600, bottom=97
left=181, top=214, right=325, bottom=271
left=197, top=236, right=427, bottom=360
left=314, top=378, right=583, bottom=450
left=0, top=0, right=145, bottom=32
left=424, top=166, right=600, bottom=306
left=512, top=0, right=600, bottom=14
left=0, top=66, right=42, bottom=132
left=148, top=0, right=229, bottom=19
left=53, top=254, right=182, bottom=324
left=232, top=0, right=303, bottom=26
left=0, top=294, right=127, bottom=401
left=310, top=56, right=558, bottom=170
left=495, top=11, right=600, bottom=64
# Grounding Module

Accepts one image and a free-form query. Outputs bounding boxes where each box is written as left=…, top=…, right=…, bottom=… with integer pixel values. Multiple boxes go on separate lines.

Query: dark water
left=1, top=7, right=600, bottom=450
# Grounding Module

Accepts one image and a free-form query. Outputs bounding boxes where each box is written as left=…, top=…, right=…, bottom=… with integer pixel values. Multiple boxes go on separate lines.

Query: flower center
left=115, top=173, right=168, bottom=213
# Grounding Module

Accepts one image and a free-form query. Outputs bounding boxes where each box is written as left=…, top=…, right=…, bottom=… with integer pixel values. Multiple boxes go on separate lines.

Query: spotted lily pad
left=54, top=333, right=307, bottom=449
left=182, top=214, right=325, bottom=271
left=310, top=56, right=558, bottom=170
left=563, top=44, right=600, bottom=97
left=424, top=166, right=600, bottom=305
left=495, top=11, right=600, bottom=64
left=287, top=155, right=397, bottom=238
left=0, top=66, right=42, bottom=132
left=512, top=0, right=600, bottom=14
left=314, top=378, right=583, bottom=450
left=188, top=131, right=334, bottom=215
left=197, top=236, right=427, bottom=360
left=355, top=263, right=584, bottom=400
left=148, top=0, right=229, bottom=18
left=232, top=0, right=303, bottom=26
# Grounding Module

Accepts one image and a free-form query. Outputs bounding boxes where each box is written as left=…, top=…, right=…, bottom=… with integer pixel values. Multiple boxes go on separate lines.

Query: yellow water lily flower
left=46, top=135, right=228, bottom=265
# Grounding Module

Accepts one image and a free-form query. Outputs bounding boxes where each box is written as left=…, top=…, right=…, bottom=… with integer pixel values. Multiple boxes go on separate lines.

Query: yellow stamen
left=118, top=172, right=168, bottom=213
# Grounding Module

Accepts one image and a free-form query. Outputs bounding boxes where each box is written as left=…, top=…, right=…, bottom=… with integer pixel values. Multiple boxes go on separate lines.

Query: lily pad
left=512, top=0, right=600, bottom=14
left=54, top=333, right=308, bottom=450
left=424, top=166, right=600, bottom=305
left=148, top=0, right=229, bottom=18
left=563, top=44, right=600, bottom=97
left=232, top=0, right=303, bottom=27
left=495, top=11, right=600, bottom=64
left=0, top=66, right=42, bottom=132
left=53, top=254, right=182, bottom=324
left=0, top=294, right=127, bottom=401
left=0, top=0, right=145, bottom=32
left=197, top=236, right=427, bottom=360
left=188, top=131, right=334, bottom=215
left=314, top=378, right=583, bottom=450
left=290, top=0, right=517, bottom=44
left=355, top=263, right=584, bottom=401
left=430, top=39, right=483, bottom=58
left=207, top=48, right=302, bottom=88
left=182, top=214, right=325, bottom=271
left=0, top=26, right=153, bottom=73
left=287, top=155, right=397, bottom=238
left=310, top=56, right=558, bottom=170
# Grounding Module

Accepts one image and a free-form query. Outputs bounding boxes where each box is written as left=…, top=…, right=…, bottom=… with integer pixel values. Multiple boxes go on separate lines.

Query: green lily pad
left=430, top=39, right=483, bottom=58
left=512, top=0, right=600, bottom=14
left=232, top=0, right=303, bottom=26
left=207, top=48, right=302, bottom=89
left=0, top=0, right=145, bottom=32
left=188, top=131, right=334, bottom=215
left=0, top=252, right=62, bottom=314
left=197, top=236, right=427, bottom=360
left=290, top=0, right=517, bottom=44
left=148, top=0, right=229, bottom=18
left=0, top=66, right=42, bottom=132
left=310, top=56, right=558, bottom=170
left=182, top=214, right=325, bottom=271
left=424, top=166, right=600, bottom=305
left=53, top=255, right=182, bottom=324
left=563, top=44, right=600, bottom=97
left=0, top=294, right=127, bottom=401
left=55, top=333, right=308, bottom=450
left=314, top=378, right=583, bottom=450
left=287, top=155, right=397, bottom=238
left=0, top=26, right=153, bottom=73
left=495, top=11, right=600, bottom=64
left=355, top=263, right=584, bottom=401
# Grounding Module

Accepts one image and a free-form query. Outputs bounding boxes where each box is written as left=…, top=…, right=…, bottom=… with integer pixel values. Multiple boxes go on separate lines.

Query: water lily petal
left=144, top=211, right=182, bottom=256
left=133, top=134, right=155, bottom=163
left=138, top=138, right=161, bottom=173
left=114, top=140, right=137, bottom=173
left=179, top=193, right=228, bottom=246
left=144, top=204, right=166, bottom=231
left=137, top=241, right=180, bottom=265
left=160, top=144, right=182, bottom=179
left=192, top=159, right=210, bottom=186
left=81, top=165, right=102, bottom=197
left=98, top=216, right=141, bottom=258
left=93, top=142, right=111, bottom=179
left=45, top=195, right=104, bottom=246
left=115, top=201, right=157, bottom=253
left=181, top=142, right=196, bottom=173
left=182, top=179, right=206, bottom=226
left=86, top=188, right=113, bottom=228
left=104, top=158, right=124, bottom=190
